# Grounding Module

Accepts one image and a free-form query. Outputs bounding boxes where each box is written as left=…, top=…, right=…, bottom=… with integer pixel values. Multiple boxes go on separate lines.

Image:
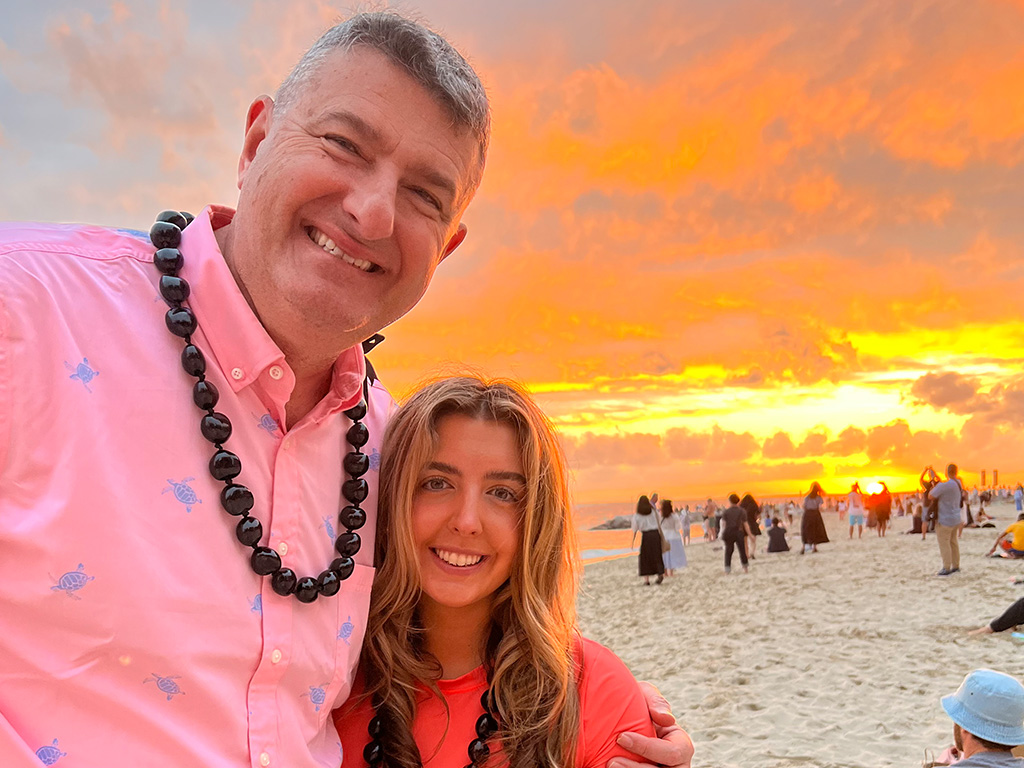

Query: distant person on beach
left=801, top=482, right=829, bottom=554
left=632, top=495, right=666, bottom=585
left=784, top=500, right=796, bottom=527
left=720, top=493, right=752, bottom=574
left=660, top=500, right=687, bottom=575
left=908, top=503, right=925, bottom=535
left=986, top=513, right=1024, bottom=559
left=766, top=518, right=790, bottom=552
left=740, top=493, right=761, bottom=559
left=875, top=482, right=892, bottom=537
left=930, top=668, right=1024, bottom=767
left=681, top=506, right=691, bottom=545
left=968, top=507, right=996, bottom=528
left=847, top=482, right=866, bottom=539
left=922, top=466, right=942, bottom=535
left=704, top=498, right=719, bottom=541
left=969, top=595, right=1024, bottom=636
left=930, top=463, right=965, bottom=576
left=1015, top=484, right=1023, bottom=513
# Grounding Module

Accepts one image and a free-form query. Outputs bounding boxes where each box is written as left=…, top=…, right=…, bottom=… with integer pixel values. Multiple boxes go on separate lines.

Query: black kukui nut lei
left=149, top=209, right=369, bottom=603
left=364, top=690, right=499, bottom=767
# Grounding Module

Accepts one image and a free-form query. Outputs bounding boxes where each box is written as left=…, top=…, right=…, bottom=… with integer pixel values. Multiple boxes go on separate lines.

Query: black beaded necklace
left=363, top=691, right=499, bottom=768
left=149, top=209, right=367, bottom=604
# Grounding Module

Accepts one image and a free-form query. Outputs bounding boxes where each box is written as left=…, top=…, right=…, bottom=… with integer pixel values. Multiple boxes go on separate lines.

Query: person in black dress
left=631, top=494, right=665, bottom=585
left=801, top=481, right=830, bottom=554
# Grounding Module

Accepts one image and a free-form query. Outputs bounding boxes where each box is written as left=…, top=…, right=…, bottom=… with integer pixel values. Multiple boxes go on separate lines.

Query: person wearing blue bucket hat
left=940, top=669, right=1024, bottom=766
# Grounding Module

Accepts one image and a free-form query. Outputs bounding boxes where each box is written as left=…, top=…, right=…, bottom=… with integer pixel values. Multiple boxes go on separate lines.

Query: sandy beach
left=577, top=502, right=1024, bottom=768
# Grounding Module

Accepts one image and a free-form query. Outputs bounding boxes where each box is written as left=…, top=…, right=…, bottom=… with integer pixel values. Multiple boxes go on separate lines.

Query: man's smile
left=306, top=226, right=381, bottom=273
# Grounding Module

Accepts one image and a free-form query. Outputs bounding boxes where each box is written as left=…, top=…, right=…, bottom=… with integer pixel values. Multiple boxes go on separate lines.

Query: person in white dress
left=659, top=500, right=687, bottom=575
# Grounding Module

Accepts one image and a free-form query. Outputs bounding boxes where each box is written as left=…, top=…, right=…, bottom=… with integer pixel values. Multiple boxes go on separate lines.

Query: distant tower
left=994, top=469, right=999, bottom=487
left=981, top=470, right=986, bottom=487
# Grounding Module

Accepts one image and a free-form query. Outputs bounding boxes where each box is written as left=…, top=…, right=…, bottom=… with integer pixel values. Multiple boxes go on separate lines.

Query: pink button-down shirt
left=0, top=207, right=393, bottom=767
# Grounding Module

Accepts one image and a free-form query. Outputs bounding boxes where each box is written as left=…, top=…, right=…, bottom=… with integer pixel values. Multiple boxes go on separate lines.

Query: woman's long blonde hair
left=362, top=376, right=582, bottom=767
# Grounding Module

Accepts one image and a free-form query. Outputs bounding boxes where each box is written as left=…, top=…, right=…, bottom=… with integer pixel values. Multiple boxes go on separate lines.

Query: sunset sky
left=3, top=0, right=1024, bottom=502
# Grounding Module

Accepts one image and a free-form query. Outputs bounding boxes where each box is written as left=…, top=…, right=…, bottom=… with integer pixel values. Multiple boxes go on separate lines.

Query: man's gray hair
left=276, top=12, right=490, bottom=184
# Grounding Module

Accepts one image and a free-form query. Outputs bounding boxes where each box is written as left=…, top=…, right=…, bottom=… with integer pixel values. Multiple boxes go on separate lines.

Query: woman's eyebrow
left=485, top=471, right=527, bottom=484
left=425, top=461, right=460, bottom=475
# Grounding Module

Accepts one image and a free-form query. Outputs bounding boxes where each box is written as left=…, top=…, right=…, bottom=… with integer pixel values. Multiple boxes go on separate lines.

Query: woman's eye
left=422, top=477, right=449, bottom=491
left=491, top=487, right=521, bottom=503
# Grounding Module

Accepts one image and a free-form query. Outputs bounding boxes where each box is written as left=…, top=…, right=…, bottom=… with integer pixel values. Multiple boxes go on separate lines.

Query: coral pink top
left=333, top=638, right=656, bottom=766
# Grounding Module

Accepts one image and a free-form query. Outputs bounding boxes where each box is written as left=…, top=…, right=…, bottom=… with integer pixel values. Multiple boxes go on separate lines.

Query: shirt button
left=278, top=541, right=289, bottom=555
left=231, top=368, right=244, bottom=380
left=259, top=752, right=271, bottom=767
left=270, top=649, right=283, bottom=664
left=269, top=365, right=284, bottom=380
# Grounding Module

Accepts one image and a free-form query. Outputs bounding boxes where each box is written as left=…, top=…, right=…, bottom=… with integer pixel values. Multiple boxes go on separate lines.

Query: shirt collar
left=179, top=205, right=366, bottom=408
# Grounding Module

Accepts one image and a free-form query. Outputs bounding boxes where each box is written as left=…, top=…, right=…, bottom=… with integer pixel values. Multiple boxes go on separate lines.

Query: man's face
left=229, top=47, right=479, bottom=353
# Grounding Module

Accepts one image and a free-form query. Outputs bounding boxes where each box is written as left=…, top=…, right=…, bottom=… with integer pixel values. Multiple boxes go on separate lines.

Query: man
left=937, top=669, right=1024, bottom=766
left=0, top=13, right=691, bottom=767
left=704, top=497, right=718, bottom=541
left=847, top=482, right=865, bottom=539
left=987, top=513, right=1024, bottom=558
left=720, top=493, right=752, bottom=574
left=930, top=463, right=965, bottom=575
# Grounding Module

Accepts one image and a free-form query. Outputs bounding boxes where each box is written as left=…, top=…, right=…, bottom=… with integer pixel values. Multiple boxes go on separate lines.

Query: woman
left=632, top=495, right=666, bottom=585
left=739, top=493, right=761, bottom=559
left=333, top=377, right=656, bottom=766
left=801, top=482, right=829, bottom=554
left=659, top=500, right=687, bottom=576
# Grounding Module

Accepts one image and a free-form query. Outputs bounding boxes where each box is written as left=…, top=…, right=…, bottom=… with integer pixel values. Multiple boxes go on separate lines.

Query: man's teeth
left=434, top=549, right=483, bottom=567
left=308, top=228, right=374, bottom=272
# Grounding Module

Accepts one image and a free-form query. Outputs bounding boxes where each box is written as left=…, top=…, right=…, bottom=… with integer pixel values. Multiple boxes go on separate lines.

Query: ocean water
left=574, top=501, right=697, bottom=564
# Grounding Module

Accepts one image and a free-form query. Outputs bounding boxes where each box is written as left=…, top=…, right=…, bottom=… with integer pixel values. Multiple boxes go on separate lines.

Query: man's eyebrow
left=316, top=110, right=385, bottom=144
left=413, top=165, right=458, bottom=205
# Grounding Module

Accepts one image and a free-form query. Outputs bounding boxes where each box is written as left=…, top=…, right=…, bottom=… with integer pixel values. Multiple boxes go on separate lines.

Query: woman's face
left=411, top=414, right=525, bottom=615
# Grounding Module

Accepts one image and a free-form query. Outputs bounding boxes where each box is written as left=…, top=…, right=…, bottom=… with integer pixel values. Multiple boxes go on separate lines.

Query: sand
left=577, top=502, right=1024, bottom=768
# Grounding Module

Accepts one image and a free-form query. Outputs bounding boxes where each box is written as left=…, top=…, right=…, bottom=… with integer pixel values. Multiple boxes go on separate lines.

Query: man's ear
left=237, top=96, right=275, bottom=189
left=440, top=223, right=468, bottom=262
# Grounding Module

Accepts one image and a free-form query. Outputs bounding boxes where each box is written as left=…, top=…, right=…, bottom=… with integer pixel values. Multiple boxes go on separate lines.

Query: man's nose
left=343, top=171, right=396, bottom=241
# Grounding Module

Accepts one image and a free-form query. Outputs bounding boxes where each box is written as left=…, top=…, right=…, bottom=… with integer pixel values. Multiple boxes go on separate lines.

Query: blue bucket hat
left=941, top=669, right=1024, bottom=746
